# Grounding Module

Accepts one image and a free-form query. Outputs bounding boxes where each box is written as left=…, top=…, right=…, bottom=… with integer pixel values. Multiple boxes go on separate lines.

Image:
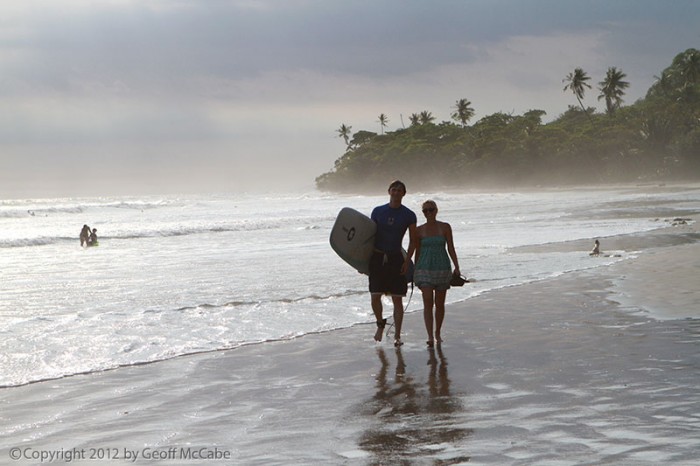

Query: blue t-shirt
left=371, top=203, right=417, bottom=253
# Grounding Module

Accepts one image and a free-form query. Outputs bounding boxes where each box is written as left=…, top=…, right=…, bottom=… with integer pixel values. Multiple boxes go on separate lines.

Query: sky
left=1, top=0, right=698, bottom=198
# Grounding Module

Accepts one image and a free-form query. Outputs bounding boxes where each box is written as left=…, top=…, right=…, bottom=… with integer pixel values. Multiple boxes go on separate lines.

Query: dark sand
left=1, top=219, right=699, bottom=465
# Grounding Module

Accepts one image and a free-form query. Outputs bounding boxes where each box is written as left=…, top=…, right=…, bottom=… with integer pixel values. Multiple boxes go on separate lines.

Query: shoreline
left=2, top=213, right=700, bottom=464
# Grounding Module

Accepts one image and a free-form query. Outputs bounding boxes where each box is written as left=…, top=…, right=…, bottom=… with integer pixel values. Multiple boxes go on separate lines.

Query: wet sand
left=1, top=219, right=699, bottom=465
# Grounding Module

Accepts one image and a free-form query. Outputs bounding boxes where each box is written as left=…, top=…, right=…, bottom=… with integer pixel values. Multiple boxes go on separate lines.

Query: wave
left=0, top=198, right=179, bottom=219
left=109, top=199, right=174, bottom=208
left=0, top=288, right=368, bottom=388
left=0, top=214, right=336, bottom=248
left=151, top=289, right=366, bottom=314
left=0, top=340, right=265, bottom=389
left=0, top=236, right=76, bottom=248
left=6, top=272, right=610, bottom=389
left=0, top=207, right=86, bottom=218
left=0, top=256, right=636, bottom=389
left=0, top=210, right=42, bottom=219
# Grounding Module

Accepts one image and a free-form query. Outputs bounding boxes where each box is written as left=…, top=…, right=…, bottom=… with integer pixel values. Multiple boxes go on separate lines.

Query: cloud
left=2, top=0, right=696, bottom=99
left=0, top=0, right=698, bottom=197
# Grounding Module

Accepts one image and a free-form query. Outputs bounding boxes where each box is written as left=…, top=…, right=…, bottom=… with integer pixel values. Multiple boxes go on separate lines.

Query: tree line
left=317, top=49, right=700, bottom=192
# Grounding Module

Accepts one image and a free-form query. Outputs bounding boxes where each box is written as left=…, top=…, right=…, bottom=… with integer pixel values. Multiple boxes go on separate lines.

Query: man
left=369, top=180, right=417, bottom=346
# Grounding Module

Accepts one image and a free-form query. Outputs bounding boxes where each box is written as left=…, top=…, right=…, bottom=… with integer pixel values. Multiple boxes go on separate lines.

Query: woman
left=413, top=200, right=460, bottom=347
left=80, top=224, right=91, bottom=247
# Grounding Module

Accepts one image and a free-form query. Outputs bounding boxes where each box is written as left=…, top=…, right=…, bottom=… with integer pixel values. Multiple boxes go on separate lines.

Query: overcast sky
left=1, top=0, right=698, bottom=198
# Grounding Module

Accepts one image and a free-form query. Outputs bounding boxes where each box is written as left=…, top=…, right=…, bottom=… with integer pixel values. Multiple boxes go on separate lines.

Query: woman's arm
left=444, top=223, right=460, bottom=273
left=412, top=224, right=423, bottom=265
left=402, top=222, right=419, bottom=274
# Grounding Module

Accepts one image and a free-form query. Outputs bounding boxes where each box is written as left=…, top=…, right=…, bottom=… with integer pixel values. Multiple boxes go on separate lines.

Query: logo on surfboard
left=343, top=226, right=356, bottom=241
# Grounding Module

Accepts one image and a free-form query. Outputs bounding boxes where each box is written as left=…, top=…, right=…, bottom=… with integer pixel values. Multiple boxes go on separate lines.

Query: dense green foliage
left=316, top=49, right=700, bottom=192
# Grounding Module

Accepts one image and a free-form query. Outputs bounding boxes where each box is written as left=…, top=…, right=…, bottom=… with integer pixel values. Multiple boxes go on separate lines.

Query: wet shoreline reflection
left=357, top=346, right=472, bottom=463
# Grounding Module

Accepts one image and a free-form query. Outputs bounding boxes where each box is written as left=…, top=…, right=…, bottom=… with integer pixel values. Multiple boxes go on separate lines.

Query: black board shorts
left=369, top=250, right=408, bottom=296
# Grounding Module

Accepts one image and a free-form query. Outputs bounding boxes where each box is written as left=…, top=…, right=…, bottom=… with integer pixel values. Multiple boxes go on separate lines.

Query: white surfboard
left=330, top=207, right=376, bottom=275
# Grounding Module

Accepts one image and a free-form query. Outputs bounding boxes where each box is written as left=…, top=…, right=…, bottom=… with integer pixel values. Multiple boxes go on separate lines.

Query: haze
left=1, top=0, right=698, bottom=198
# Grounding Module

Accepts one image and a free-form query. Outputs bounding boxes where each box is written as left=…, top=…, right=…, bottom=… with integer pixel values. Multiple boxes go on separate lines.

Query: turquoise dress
left=414, top=236, right=452, bottom=290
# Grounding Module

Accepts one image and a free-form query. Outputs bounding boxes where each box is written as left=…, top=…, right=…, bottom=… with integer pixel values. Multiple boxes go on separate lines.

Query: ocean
left=2, top=185, right=699, bottom=388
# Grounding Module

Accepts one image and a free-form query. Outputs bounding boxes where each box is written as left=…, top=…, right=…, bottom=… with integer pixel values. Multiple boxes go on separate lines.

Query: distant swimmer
left=80, top=225, right=91, bottom=247
left=88, top=228, right=98, bottom=247
left=589, top=239, right=601, bottom=256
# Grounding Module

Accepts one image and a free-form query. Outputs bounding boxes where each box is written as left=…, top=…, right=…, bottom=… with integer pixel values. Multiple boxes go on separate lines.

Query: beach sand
left=2, top=219, right=699, bottom=465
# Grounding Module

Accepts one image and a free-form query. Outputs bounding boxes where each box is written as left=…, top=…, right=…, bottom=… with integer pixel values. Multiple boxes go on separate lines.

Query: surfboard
left=330, top=207, right=377, bottom=275
left=330, top=207, right=415, bottom=282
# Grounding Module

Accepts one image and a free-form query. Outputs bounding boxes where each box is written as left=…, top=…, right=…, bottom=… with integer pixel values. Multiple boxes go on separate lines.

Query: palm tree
left=563, top=67, right=592, bottom=114
left=409, top=113, right=421, bottom=126
left=336, top=123, right=352, bottom=149
left=650, top=70, right=673, bottom=98
left=419, top=110, right=435, bottom=125
left=451, top=98, right=475, bottom=127
left=677, top=48, right=700, bottom=89
left=598, top=67, right=630, bottom=115
left=377, top=113, right=389, bottom=135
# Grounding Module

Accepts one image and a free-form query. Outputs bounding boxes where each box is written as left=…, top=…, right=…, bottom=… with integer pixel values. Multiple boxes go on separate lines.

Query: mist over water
left=1, top=186, right=698, bottom=387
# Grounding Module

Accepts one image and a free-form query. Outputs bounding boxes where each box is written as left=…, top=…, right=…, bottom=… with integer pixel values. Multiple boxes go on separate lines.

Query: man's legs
left=372, top=293, right=404, bottom=343
left=371, top=293, right=385, bottom=342
left=370, top=252, right=407, bottom=345
left=392, top=295, right=404, bottom=345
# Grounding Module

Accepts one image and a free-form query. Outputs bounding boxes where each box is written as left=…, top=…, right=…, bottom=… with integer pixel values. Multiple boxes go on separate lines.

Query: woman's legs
left=421, top=287, right=435, bottom=344
left=434, top=289, right=447, bottom=343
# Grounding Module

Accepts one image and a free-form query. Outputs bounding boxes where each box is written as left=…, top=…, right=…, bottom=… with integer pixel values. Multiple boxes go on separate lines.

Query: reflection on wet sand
left=358, top=346, right=472, bottom=464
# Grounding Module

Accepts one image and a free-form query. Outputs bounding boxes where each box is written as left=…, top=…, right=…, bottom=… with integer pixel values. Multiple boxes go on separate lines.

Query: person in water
left=369, top=180, right=417, bottom=347
left=590, top=239, right=601, bottom=256
left=80, top=225, right=91, bottom=247
left=88, top=228, right=98, bottom=246
left=413, top=200, right=460, bottom=347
